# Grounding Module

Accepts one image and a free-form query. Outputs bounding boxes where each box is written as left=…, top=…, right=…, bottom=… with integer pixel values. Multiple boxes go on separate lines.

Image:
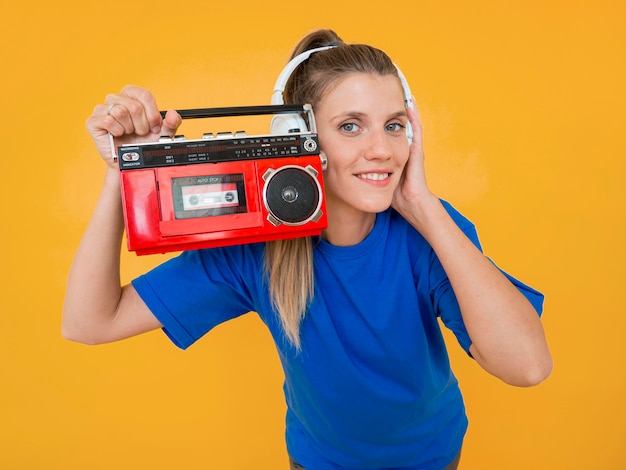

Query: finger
left=406, top=97, right=423, bottom=148
left=104, top=95, right=147, bottom=136
left=103, top=86, right=163, bottom=137
left=86, top=103, right=124, bottom=139
left=407, top=97, right=422, bottom=130
left=118, top=85, right=163, bottom=135
left=159, top=109, right=183, bottom=138
left=85, top=108, right=119, bottom=163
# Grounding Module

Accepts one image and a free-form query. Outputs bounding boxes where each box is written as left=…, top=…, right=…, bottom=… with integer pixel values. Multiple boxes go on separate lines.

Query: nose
left=364, top=128, right=393, bottom=161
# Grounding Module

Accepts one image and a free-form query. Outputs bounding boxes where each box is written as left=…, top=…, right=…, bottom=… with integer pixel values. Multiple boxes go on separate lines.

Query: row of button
left=158, top=133, right=300, bottom=143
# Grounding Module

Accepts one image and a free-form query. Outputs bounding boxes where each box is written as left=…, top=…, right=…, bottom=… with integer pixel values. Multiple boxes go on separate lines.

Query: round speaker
left=263, top=166, right=322, bottom=226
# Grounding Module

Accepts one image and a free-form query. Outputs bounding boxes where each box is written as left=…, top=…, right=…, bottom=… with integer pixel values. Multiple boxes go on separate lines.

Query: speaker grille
left=264, top=166, right=321, bottom=225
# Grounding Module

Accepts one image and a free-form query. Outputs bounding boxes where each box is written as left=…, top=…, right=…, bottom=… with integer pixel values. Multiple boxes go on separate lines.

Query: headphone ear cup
left=406, top=121, right=413, bottom=144
left=270, top=114, right=309, bottom=134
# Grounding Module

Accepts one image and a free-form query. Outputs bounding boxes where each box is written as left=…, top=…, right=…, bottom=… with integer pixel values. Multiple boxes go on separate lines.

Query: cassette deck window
left=171, top=174, right=247, bottom=219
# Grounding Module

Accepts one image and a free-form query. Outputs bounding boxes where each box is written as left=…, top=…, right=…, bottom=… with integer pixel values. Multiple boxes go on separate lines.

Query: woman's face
left=314, top=73, right=410, bottom=219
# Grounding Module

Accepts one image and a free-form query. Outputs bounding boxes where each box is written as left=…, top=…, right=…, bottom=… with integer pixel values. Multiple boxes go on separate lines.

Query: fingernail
left=152, top=126, right=161, bottom=134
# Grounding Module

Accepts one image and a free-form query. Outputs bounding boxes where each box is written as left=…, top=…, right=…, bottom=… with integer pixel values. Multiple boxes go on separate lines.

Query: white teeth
left=357, top=173, right=389, bottom=181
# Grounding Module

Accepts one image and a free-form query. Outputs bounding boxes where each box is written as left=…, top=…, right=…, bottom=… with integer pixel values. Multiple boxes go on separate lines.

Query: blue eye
left=340, top=122, right=360, bottom=133
left=386, top=122, right=405, bottom=132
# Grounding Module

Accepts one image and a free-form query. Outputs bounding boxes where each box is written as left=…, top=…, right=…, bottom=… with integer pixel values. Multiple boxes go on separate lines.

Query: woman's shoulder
left=389, top=199, right=476, bottom=234
left=194, top=241, right=266, bottom=264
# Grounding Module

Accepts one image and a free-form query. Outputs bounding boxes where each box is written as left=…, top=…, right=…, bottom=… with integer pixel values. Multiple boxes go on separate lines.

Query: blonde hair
left=264, top=29, right=401, bottom=349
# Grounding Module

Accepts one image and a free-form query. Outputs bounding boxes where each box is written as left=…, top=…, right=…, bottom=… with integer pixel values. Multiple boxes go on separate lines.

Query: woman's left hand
left=391, top=98, right=438, bottom=224
left=391, top=101, right=552, bottom=387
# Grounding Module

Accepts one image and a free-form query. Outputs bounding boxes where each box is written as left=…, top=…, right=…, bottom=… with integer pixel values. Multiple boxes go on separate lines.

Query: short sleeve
left=432, top=201, right=545, bottom=355
left=132, top=245, right=263, bottom=349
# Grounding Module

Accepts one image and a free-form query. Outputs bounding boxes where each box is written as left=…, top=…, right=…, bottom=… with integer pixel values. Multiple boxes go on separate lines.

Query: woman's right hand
left=86, top=85, right=182, bottom=169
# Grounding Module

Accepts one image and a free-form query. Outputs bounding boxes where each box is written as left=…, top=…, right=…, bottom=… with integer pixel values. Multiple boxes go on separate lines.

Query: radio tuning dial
left=303, top=138, right=318, bottom=153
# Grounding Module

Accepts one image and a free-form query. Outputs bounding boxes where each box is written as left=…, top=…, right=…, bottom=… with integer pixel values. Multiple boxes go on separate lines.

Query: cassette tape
left=114, top=104, right=328, bottom=255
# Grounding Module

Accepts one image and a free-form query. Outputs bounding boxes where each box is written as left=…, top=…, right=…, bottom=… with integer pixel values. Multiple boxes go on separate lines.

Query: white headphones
left=270, top=45, right=414, bottom=143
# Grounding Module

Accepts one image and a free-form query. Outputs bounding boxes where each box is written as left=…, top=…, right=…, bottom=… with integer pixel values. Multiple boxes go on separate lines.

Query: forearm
left=62, top=167, right=126, bottom=342
left=403, top=196, right=552, bottom=386
left=63, top=87, right=180, bottom=343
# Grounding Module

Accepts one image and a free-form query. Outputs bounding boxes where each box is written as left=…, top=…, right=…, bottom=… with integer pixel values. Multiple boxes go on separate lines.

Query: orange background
left=2, top=1, right=625, bottom=468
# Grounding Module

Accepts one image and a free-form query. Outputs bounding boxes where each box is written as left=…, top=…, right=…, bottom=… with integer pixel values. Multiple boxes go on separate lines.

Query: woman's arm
left=62, top=167, right=161, bottom=344
left=62, top=86, right=181, bottom=344
left=393, top=102, right=552, bottom=387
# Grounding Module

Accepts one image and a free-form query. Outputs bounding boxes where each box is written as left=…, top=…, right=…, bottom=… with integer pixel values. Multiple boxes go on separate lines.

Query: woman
left=63, top=29, right=552, bottom=469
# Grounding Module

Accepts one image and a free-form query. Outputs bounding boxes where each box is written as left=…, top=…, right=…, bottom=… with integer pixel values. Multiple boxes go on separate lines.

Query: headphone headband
left=271, top=46, right=336, bottom=105
left=270, top=43, right=413, bottom=143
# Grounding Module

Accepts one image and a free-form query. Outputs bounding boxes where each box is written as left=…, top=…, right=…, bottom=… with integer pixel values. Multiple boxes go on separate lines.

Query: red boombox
left=113, top=105, right=328, bottom=255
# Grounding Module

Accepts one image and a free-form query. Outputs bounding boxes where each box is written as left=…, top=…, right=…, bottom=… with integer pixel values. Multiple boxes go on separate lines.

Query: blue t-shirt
left=132, top=202, right=544, bottom=470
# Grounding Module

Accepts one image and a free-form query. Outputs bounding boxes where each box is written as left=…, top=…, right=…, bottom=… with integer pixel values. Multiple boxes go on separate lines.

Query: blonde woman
left=64, top=29, right=551, bottom=470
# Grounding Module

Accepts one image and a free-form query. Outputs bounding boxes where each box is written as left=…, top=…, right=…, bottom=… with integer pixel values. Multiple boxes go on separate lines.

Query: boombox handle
left=109, top=104, right=317, bottom=162
left=159, top=104, right=317, bottom=133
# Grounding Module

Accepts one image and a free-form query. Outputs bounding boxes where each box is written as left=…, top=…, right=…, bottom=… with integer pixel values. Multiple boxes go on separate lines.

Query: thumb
left=158, top=109, right=183, bottom=137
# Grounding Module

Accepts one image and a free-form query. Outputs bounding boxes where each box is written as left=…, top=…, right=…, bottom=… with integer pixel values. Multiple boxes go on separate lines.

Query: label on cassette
left=172, top=174, right=246, bottom=219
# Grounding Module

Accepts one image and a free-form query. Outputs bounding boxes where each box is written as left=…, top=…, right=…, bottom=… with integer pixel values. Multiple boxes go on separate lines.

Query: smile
left=356, top=172, right=390, bottom=181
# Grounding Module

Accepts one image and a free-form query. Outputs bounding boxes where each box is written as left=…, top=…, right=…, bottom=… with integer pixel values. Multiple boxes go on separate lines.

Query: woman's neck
left=321, top=209, right=377, bottom=247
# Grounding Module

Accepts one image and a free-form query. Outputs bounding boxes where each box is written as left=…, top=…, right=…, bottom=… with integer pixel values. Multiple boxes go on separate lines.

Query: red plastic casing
left=120, top=155, right=327, bottom=255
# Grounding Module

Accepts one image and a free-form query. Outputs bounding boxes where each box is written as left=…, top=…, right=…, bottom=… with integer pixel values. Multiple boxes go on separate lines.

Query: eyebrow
left=332, top=109, right=408, bottom=121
